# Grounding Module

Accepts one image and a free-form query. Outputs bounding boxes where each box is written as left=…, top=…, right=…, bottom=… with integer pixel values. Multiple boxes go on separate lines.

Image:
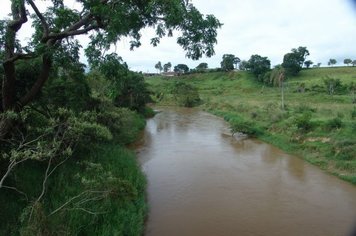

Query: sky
left=1, top=0, right=356, bottom=72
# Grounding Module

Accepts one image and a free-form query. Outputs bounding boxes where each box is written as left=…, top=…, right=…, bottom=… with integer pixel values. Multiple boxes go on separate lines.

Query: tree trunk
left=0, top=117, right=14, bottom=140
left=281, top=81, right=285, bottom=110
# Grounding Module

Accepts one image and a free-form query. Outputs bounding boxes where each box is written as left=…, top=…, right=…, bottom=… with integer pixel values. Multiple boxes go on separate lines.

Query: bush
left=333, top=140, right=356, bottom=161
left=171, top=81, right=201, bottom=107
left=95, top=105, right=145, bottom=144
left=324, top=117, right=343, bottom=130
left=351, top=108, right=356, bottom=119
left=294, top=112, right=314, bottom=132
left=230, top=120, right=263, bottom=137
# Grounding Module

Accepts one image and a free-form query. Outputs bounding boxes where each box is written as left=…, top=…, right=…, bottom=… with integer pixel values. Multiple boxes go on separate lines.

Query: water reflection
left=137, top=107, right=356, bottom=236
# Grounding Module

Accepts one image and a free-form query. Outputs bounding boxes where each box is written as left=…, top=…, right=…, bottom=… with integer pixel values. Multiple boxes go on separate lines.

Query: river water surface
left=136, top=107, right=356, bottom=236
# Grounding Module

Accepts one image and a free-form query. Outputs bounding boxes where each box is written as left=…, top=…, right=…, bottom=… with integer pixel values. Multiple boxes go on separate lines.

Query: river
left=136, top=107, right=356, bottom=236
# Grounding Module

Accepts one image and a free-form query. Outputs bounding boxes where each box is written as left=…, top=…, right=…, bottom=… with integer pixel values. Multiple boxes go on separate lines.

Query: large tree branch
left=2, top=1, right=28, bottom=111
left=27, top=0, right=49, bottom=38
left=66, top=13, right=93, bottom=32
left=8, top=0, right=28, bottom=32
left=41, top=14, right=94, bottom=43
left=3, top=52, right=36, bottom=63
left=45, top=24, right=98, bottom=42
left=19, top=53, right=52, bottom=107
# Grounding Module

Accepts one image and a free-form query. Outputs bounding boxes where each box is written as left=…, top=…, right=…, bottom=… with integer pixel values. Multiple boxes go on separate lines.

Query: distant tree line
left=155, top=48, right=356, bottom=78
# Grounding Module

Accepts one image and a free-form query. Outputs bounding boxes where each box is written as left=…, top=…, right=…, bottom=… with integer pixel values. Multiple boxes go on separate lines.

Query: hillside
left=146, top=67, right=356, bottom=184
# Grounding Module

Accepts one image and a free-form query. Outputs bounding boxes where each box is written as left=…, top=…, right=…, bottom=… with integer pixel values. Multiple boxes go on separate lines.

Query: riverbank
left=0, top=108, right=147, bottom=235
left=146, top=67, right=356, bottom=184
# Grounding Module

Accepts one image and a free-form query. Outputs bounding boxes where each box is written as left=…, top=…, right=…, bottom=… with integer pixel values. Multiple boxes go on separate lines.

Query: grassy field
left=146, top=67, right=356, bottom=184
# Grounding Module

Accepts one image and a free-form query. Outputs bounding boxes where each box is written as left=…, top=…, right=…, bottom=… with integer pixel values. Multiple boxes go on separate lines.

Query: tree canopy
left=344, top=58, right=352, bottom=66
left=245, top=54, right=271, bottom=80
left=282, top=46, right=310, bottom=75
left=155, top=61, right=163, bottom=73
left=304, top=60, right=313, bottom=68
left=174, top=64, right=189, bottom=74
left=163, top=62, right=172, bottom=73
left=328, top=59, right=337, bottom=66
left=220, top=54, right=240, bottom=71
left=0, top=0, right=222, bottom=137
left=196, top=62, right=208, bottom=70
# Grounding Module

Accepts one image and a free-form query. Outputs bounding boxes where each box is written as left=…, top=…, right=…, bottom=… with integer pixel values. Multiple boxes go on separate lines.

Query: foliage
left=282, top=46, right=310, bottom=75
left=230, top=120, right=262, bottom=136
left=245, top=54, right=271, bottom=81
left=220, top=54, right=240, bottom=71
left=171, top=81, right=200, bottom=107
left=98, top=54, right=151, bottom=112
left=174, top=64, right=190, bottom=74
left=155, top=61, right=163, bottom=73
left=332, top=140, right=356, bottom=161
left=304, top=60, right=313, bottom=68
left=344, top=58, right=352, bottom=66
left=196, top=62, right=208, bottom=71
left=163, top=62, right=172, bottom=73
left=323, top=76, right=344, bottom=95
left=351, top=107, right=356, bottom=119
left=328, top=59, right=337, bottom=66
left=239, top=60, right=248, bottom=70
left=0, top=1, right=223, bottom=234
left=294, top=112, right=314, bottom=132
left=1, top=0, right=221, bottom=138
left=324, top=117, right=343, bottom=130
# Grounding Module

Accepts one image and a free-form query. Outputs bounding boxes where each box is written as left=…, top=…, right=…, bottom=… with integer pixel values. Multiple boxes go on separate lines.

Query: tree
left=174, top=64, right=190, bottom=74
left=353, top=60, right=356, bottom=67
left=304, top=60, right=313, bottom=68
left=328, top=59, right=337, bottom=66
left=239, top=60, right=248, bottom=70
left=163, top=62, right=172, bottom=73
left=245, top=54, right=271, bottom=81
left=344, top=58, right=352, bottom=66
left=155, top=61, right=163, bottom=74
left=269, top=66, right=286, bottom=110
left=220, top=54, right=240, bottom=71
left=171, top=81, right=200, bottom=107
left=282, top=46, right=310, bottom=75
left=323, top=76, right=343, bottom=96
left=196, top=62, right=208, bottom=71
left=99, top=54, right=151, bottom=111
left=0, top=0, right=222, bottom=138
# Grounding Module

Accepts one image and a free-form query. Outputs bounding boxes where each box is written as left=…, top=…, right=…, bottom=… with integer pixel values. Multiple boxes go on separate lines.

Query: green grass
left=0, top=108, right=147, bottom=236
left=0, top=144, right=147, bottom=236
left=146, top=67, right=356, bottom=184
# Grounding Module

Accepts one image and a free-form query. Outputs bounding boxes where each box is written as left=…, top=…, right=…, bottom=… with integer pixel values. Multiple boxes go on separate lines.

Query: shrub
left=171, top=81, right=201, bottom=107
left=294, top=112, right=314, bottom=132
left=323, top=77, right=346, bottom=95
left=333, top=140, right=356, bottom=161
left=324, top=117, right=343, bottom=130
left=230, top=120, right=263, bottom=137
left=351, top=108, right=356, bottom=119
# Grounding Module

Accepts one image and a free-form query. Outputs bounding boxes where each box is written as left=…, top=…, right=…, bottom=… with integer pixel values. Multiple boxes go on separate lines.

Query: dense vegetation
left=146, top=66, right=356, bottom=184
left=0, top=0, right=221, bottom=235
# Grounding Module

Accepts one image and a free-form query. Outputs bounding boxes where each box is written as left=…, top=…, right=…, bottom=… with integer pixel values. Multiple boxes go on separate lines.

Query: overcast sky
left=2, top=0, right=356, bottom=72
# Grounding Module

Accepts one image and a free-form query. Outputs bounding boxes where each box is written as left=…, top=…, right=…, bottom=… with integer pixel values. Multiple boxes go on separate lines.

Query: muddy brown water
left=136, top=107, right=356, bottom=236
